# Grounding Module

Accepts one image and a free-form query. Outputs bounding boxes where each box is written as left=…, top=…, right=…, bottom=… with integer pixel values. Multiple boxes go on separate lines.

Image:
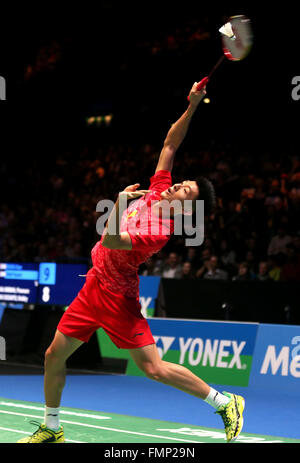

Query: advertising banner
left=97, top=316, right=258, bottom=387
left=249, top=323, right=300, bottom=394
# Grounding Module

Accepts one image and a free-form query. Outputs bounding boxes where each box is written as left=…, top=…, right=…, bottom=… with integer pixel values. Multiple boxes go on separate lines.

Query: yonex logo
left=179, top=338, right=246, bottom=369
left=154, top=336, right=247, bottom=368
left=153, top=336, right=175, bottom=359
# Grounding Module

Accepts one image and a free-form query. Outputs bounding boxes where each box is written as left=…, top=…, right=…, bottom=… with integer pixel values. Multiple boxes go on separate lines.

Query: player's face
left=161, top=180, right=199, bottom=202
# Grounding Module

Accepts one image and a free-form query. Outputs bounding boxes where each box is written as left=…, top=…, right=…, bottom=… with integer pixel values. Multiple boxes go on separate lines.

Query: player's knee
left=143, top=363, right=166, bottom=382
left=44, top=345, right=64, bottom=367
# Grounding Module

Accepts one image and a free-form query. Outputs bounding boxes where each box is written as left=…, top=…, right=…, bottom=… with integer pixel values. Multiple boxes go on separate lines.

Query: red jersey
left=91, top=170, right=174, bottom=297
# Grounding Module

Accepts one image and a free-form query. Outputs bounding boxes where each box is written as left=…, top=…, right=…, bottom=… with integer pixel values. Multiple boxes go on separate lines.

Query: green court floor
left=0, top=397, right=299, bottom=444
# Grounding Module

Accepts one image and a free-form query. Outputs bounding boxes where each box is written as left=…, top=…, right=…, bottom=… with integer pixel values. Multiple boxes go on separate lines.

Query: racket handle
left=187, top=76, right=209, bottom=101
left=196, top=76, right=209, bottom=91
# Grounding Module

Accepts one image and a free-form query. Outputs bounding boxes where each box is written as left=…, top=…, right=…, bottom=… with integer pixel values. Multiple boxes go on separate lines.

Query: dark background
left=1, top=1, right=299, bottom=159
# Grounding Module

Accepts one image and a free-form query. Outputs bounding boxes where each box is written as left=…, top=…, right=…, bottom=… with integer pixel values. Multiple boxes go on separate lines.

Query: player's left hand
left=120, top=184, right=150, bottom=200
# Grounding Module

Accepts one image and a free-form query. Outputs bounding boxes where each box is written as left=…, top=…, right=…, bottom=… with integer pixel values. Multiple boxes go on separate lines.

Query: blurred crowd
left=1, top=140, right=300, bottom=283
left=139, top=152, right=300, bottom=282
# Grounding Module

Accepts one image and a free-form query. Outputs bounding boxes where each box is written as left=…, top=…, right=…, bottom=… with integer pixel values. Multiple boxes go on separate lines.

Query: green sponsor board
left=97, top=329, right=131, bottom=361
left=96, top=318, right=257, bottom=387
left=126, top=349, right=253, bottom=387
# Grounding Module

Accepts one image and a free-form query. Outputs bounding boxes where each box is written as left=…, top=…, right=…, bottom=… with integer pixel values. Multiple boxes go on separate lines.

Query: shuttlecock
left=219, top=22, right=236, bottom=40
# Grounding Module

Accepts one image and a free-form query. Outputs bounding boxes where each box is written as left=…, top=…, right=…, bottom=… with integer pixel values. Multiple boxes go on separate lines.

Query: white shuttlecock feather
left=219, top=22, right=236, bottom=40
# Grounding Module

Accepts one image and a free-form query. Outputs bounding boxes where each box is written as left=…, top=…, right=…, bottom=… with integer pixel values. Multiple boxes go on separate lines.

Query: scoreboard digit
left=38, top=263, right=56, bottom=285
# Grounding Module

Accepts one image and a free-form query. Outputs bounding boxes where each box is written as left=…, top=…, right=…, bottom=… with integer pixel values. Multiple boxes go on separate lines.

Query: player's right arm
left=155, top=81, right=207, bottom=173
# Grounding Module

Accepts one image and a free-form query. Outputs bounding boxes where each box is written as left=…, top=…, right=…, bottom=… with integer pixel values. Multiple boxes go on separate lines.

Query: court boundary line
left=1, top=400, right=297, bottom=443
left=0, top=401, right=111, bottom=420
left=0, top=426, right=85, bottom=443
left=0, top=409, right=204, bottom=443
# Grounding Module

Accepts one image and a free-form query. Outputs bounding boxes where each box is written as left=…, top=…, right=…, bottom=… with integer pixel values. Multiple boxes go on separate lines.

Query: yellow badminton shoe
left=216, top=392, right=245, bottom=443
left=17, top=420, right=65, bottom=443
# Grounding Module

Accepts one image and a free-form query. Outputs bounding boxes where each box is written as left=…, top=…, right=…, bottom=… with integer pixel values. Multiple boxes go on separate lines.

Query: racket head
left=221, top=15, right=253, bottom=61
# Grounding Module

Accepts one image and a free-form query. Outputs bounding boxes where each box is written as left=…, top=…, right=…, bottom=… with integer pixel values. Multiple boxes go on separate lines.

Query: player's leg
left=129, top=343, right=245, bottom=442
left=18, top=330, right=83, bottom=443
left=129, top=343, right=210, bottom=398
left=43, top=272, right=99, bottom=409
left=44, top=329, right=83, bottom=408
left=18, top=272, right=105, bottom=442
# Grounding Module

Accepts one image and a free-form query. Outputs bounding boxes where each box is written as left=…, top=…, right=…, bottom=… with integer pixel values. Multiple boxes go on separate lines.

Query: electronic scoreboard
left=0, top=262, right=39, bottom=304
left=0, top=262, right=87, bottom=306
left=38, top=263, right=87, bottom=305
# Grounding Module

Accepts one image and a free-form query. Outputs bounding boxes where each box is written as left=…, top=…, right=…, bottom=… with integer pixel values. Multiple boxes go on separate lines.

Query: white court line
left=0, top=401, right=111, bottom=420
left=0, top=409, right=204, bottom=443
left=0, top=426, right=85, bottom=443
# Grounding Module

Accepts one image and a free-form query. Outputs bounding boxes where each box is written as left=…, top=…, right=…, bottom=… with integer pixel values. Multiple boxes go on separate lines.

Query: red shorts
left=57, top=268, right=155, bottom=349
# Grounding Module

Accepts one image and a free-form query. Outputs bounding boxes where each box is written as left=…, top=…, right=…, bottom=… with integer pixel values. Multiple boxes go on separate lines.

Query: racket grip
left=197, top=76, right=209, bottom=91
left=187, top=76, right=209, bottom=101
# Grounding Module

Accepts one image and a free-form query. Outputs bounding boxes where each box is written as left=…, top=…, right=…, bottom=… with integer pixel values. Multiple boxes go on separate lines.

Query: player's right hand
left=188, top=79, right=208, bottom=106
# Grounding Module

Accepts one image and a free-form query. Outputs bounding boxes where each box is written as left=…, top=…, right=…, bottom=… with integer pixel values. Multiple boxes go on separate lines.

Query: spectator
left=244, top=251, right=257, bottom=277
left=291, top=231, right=300, bottom=258
left=152, top=250, right=166, bottom=275
left=245, top=236, right=259, bottom=258
left=257, top=261, right=272, bottom=282
left=219, top=239, right=237, bottom=275
left=267, top=226, right=292, bottom=256
left=161, top=252, right=182, bottom=279
left=268, top=254, right=285, bottom=282
left=34, top=243, right=49, bottom=262
left=232, top=262, right=255, bottom=281
left=180, top=261, right=195, bottom=279
left=68, top=243, right=88, bottom=264
left=200, top=247, right=212, bottom=262
left=184, top=246, right=201, bottom=270
left=47, top=236, right=59, bottom=260
left=196, top=251, right=211, bottom=279
left=281, top=244, right=300, bottom=282
left=55, top=241, right=68, bottom=262
left=140, top=256, right=162, bottom=276
left=202, top=255, right=228, bottom=281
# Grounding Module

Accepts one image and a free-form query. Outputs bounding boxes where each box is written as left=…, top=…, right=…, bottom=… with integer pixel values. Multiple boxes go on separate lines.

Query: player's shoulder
left=149, top=169, right=172, bottom=191
left=151, top=169, right=172, bottom=181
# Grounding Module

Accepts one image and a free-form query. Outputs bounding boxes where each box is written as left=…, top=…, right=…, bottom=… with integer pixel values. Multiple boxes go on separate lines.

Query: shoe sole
left=230, top=397, right=245, bottom=443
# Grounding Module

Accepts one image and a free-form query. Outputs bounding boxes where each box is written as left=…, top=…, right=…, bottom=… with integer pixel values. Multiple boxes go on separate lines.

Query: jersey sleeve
left=149, top=170, right=172, bottom=195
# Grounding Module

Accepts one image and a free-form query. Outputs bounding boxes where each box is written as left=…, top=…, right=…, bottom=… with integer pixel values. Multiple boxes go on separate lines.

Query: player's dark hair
left=194, top=176, right=216, bottom=216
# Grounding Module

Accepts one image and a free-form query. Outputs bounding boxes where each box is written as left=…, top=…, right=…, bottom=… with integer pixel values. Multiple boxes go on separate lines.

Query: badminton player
left=18, top=81, right=245, bottom=444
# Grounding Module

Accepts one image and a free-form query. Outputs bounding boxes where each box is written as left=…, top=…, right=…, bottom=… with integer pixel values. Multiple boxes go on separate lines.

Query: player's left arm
left=101, top=184, right=150, bottom=250
left=155, top=81, right=207, bottom=173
